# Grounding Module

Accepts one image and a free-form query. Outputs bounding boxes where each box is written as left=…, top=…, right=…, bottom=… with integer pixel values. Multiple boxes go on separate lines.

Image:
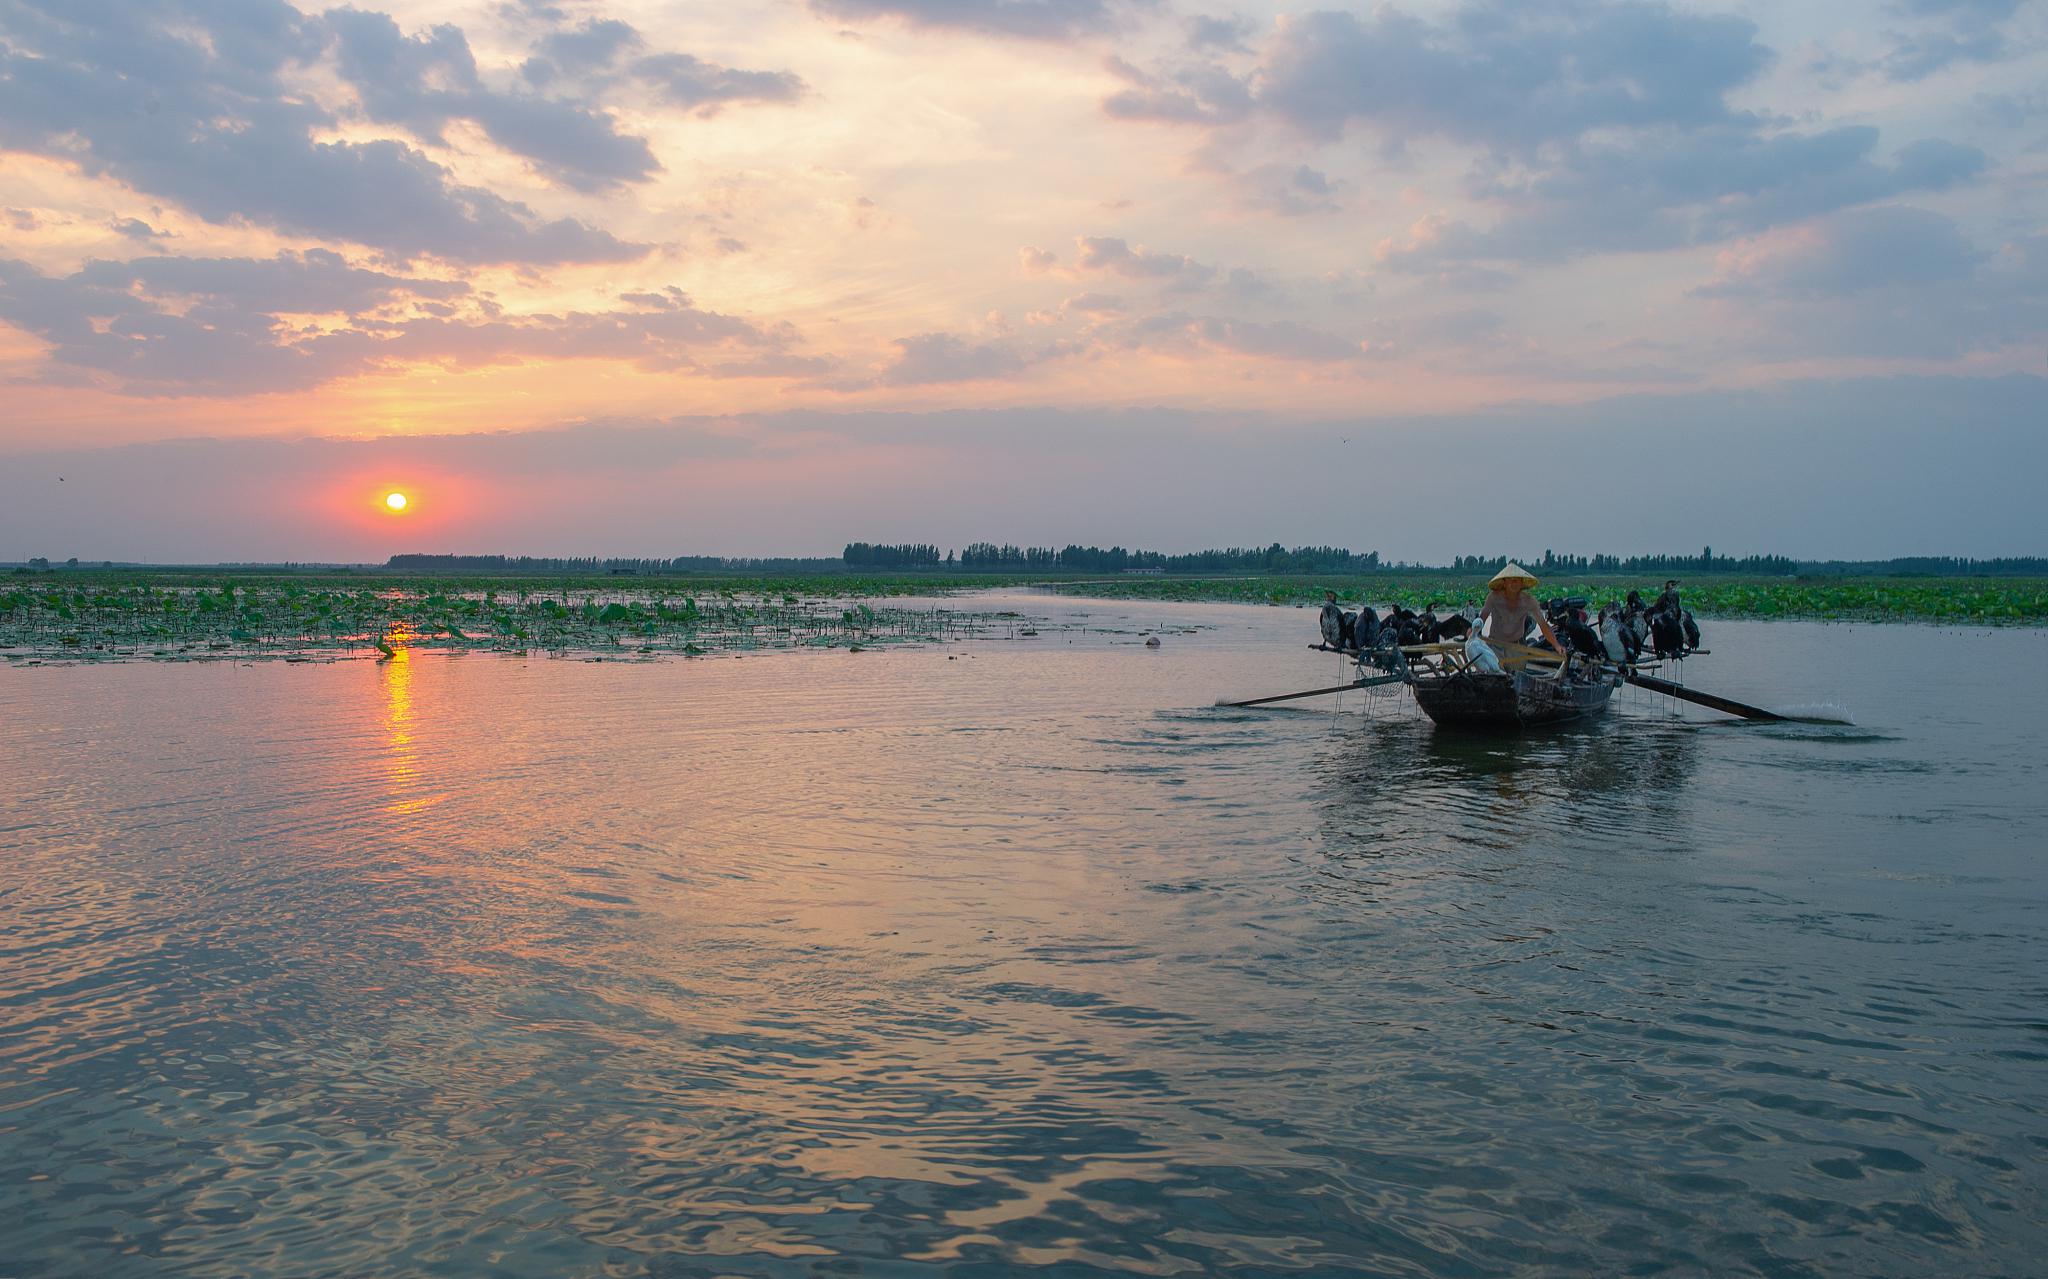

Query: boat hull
left=1411, top=667, right=1616, bottom=728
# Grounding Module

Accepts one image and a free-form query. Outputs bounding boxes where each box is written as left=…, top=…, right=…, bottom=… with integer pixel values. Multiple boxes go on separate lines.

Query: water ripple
left=1, top=615, right=2043, bottom=1276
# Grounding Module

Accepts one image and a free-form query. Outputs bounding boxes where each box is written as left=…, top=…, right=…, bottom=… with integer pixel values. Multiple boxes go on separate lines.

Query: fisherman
left=1476, top=563, right=1561, bottom=652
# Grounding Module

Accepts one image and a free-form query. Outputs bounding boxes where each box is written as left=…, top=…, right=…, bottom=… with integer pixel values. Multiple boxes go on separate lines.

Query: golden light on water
left=385, top=491, right=409, bottom=512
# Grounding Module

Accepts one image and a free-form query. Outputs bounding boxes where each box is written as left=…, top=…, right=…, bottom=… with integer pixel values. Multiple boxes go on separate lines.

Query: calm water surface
left=3, top=596, right=2044, bottom=1277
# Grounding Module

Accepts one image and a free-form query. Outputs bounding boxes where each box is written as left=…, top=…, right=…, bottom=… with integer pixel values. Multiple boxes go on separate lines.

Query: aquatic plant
left=1043, top=574, right=2048, bottom=625
left=0, top=570, right=1032, bottom=663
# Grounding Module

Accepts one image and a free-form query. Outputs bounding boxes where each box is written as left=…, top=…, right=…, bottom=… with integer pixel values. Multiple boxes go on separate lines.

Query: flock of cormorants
left=1320, top=583, right=1703, bottom=664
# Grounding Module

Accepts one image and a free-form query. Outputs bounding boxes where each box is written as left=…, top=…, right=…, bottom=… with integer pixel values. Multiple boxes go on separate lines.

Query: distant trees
left=840, top=543, right=942, bottom=568
left=1446, top=552, right=2048, bottom=576
left=1796, top=556, right=2048, bottom=577
left=943, top=543, right=1381, bottom=573
left=378, top=548, right=2048, bottom=579
left=1461, top=550, right=1802, bottom=576
left=385, top=554, right=845, bottom=573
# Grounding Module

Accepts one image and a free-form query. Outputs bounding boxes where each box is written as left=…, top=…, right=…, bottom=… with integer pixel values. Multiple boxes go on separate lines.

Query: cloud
left=1186, top=316, right=1362, bottom=361
left=1184, top=14, right=1255, bottom=53
left=1695, top=205, right=1984, bottom=299
left=808, top=0, right=1121, bottom=40
left=1093, top=1, right=1989, bottom=270
left=1061, top=291, right=1126, bottom=315
left=0, top=0, right=645, bottom=264
left=707, top=352, right=839, bottom=379
left=1101, top=55, right=1251, bottom=126
left=1899, top=0, right=2021, bottom=15
left=1686, top=211, right=2046, bottom=359
left=1880, top=0, right=2020, bottom=81
left=1531, top=128, right=1980, bottom=236
left=108, top=217, right=168, bottom=241
left=1116, top=311, right=1363, bottom=361
left=1229, top=163, right=1340, bottom=216
left=1219, top=267, right=1284, bottom=304
left=323, top=7, right=660, bottom=192
left=1255, top=3, right=1769, bottom=150
left=0, top=253, right=799, bottom=395
left=1881, top=26, right=2007, bottom=80
left=878, top=331, right=1034, bottom=384
left=1381, top=128, right=1987, bottom=268
left=74, top=248, right=470, bottom=313
left=1018, top=245, right=1061, bottom=275
left=630, top=53, right=805, bottom=112
left=0, top=253, right=387, bottom=396
left=1074, top=235, right=1216, bottom=285
left=531, top=17, right=641, bottom=75
left=514, top=16, right=805, bottom=111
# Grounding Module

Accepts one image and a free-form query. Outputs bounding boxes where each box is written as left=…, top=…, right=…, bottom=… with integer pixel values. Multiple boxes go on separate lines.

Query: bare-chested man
left=1476, top=563, right=1561, bottom=651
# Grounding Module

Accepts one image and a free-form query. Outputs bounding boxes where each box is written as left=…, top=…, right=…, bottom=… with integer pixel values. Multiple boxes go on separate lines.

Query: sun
left=384, top=491, right=409, bottom=512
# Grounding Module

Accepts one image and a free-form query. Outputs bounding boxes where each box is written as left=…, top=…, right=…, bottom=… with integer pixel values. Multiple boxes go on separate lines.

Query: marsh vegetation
left=0, top=571, right=1037, bottom=663
left=1043, top=574, right=2048, bottom=624
left=6, top=567, right=2037, bottom=664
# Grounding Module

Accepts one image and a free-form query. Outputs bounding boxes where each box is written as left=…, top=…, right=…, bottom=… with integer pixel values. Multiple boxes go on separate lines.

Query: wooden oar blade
left=1623, top=671, right=1784, bottom=721
left=1220, top=673, right=1406, bottom=708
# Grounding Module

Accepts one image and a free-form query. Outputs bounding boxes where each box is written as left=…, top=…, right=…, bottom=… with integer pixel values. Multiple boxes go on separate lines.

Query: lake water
left=3, top=595, right=2044, bottom=1277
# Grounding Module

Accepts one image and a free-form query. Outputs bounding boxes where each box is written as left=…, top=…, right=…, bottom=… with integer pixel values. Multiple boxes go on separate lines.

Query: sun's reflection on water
left=380, top=642, right=435, bottom=816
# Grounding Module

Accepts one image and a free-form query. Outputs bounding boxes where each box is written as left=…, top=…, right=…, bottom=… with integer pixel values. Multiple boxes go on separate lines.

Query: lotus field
left=0, top=573, right=1028, bottom=663
left=1048, top=575, right=2048, bottom=624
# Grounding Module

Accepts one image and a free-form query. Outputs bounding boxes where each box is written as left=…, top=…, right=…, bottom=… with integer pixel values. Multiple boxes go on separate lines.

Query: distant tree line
left=957, top=543, right=1060, bottom=569
left=1162, top=545, right=1380, bottom=574
left=13, top=548, right=2046, bottom=577
left=1794, top=556, right=2048, bottom=577
left=384, top=554, right=845, bottom=573
left=1451, top=548, right=1800, bottom=575
left=880, top=540, right=1376, bottom=572
left=850, top=543, right=2048, bottom=577
left=374, top=549, right=2048, bottom=579
left=1457, top=550, right=2048, bottom=577
left=840, top=543, right=943, bottom=568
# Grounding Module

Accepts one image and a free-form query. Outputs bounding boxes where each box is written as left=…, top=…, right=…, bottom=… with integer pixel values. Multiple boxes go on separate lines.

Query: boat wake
left=1776, top=703, right=1857, bottom=725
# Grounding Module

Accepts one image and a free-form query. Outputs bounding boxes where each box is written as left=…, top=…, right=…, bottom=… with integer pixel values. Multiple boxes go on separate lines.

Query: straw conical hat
left=1488, top=563, right=1539, bottom=589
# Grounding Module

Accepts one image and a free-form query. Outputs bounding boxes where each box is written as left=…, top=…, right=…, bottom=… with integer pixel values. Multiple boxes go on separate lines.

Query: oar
left=1623, top=671, right=1784, bottom=722
left=1221, top=672, right=1407, bottom=708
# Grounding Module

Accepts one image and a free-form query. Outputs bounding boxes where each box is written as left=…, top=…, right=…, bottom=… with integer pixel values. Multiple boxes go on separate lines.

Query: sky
left=0, top=0, right=2042, bottom=563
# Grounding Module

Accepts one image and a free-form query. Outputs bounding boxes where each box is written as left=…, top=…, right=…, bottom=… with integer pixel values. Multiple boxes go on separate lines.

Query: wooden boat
left=1269, top=616, right=1782, bottom=726
left=1318, top=638, right=1622, bottom=728
left=1376, top=639, right=1621, bottom=728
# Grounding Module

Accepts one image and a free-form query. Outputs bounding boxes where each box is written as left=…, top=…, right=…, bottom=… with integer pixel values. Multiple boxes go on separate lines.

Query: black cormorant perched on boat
left=1319, top=596, right=1346, bottom=649
left=1351, top=606, right=1380, bottom=650
left=1559, top=612, right=1605, bottom=659
left=1650, top=608, right=1686, bottom=659
left=1418, top=603, right=1471, bottom=643
left=1598, top=606, right=1631, bottom=662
